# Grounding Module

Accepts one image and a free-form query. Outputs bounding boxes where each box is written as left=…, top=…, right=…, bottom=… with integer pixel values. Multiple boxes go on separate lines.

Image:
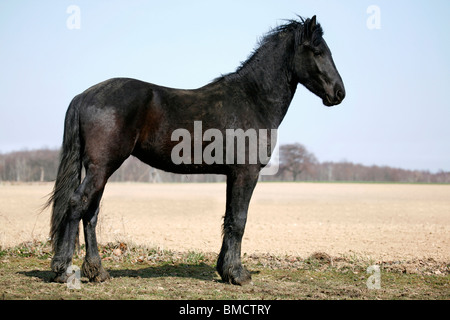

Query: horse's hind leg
left=79, top=166, right=110, bottom=282
left=82, top=205, right=109, bottom=282
left=67, top=160, right=122, bottom=282
left=51, top=166, right=110, bottom=283
left=78, top=145, right=134, bottom=281
left=217, top=167, right=259, bottom=285
left=76, top=104, right=138, bottom=281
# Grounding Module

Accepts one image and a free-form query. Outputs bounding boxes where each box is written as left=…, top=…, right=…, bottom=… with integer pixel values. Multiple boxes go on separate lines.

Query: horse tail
left=45, top=95, right=82, bottom=252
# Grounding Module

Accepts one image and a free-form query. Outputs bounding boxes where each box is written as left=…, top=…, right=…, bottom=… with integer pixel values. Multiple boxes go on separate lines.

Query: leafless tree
left=279, top=143, right=318, bottom=181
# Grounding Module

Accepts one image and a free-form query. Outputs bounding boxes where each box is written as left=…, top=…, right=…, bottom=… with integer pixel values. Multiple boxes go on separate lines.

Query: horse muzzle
left=323, top=84, right=345, bottom=107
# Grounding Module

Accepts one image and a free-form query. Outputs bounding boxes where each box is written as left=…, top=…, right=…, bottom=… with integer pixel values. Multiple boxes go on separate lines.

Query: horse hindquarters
left=50, top=92, right=141, bottom=282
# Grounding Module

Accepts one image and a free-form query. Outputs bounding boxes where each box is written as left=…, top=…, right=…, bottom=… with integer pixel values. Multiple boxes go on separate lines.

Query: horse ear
left=299, top=15, right=318, bottom=44
left=310, top=15, right=317, bottom=32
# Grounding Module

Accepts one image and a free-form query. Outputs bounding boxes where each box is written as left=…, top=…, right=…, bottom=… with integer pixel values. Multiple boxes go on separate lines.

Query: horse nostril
left=336, top=89, right=345, bottom=101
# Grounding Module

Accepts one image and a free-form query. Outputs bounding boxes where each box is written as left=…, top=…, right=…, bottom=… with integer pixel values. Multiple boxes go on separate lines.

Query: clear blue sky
left=1, top=0, right=449, bottom=172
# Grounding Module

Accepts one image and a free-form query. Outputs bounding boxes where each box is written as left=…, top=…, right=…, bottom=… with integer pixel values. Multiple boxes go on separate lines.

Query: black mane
left=264, top=16, right=323, bottom=46
left=216, top=16, right=323, bottom=82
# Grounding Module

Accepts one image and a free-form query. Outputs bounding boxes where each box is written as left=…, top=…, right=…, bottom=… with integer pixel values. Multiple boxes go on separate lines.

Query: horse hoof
left=232, top=269, right=252, bottom=286
left=220, top=266, right=252, bottom=286
left=52, top=273, right=69, bottom=283
left=82, top=258, right=110, bottom=282
left=89, top=269, right=110, bottom=283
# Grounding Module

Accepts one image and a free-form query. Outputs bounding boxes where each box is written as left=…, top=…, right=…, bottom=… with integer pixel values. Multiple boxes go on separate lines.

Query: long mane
left=215, top=16, right=323, bottom=82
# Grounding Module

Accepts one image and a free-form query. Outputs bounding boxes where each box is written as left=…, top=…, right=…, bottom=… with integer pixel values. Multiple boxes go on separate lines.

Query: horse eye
left=313, top=51, right=323, bottom=57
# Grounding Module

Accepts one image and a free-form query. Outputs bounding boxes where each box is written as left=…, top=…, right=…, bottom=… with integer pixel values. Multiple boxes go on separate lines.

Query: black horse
left=46, top=16, right=345, bottom=285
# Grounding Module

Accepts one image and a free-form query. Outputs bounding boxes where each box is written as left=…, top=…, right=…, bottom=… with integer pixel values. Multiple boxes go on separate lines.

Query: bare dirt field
left=0, top=182, right=449, bottom=262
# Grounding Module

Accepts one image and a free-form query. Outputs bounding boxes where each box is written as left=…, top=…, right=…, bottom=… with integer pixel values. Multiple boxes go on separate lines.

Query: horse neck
left=226, top=37, right=298, bottom=128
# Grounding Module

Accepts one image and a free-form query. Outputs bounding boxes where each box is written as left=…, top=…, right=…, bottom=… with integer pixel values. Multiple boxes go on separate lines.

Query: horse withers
left=46, top=15, right=345, bottom=285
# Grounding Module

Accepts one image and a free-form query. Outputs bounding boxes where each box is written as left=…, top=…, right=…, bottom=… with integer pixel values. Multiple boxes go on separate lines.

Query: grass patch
left=0, top=241, right=448, bottom=300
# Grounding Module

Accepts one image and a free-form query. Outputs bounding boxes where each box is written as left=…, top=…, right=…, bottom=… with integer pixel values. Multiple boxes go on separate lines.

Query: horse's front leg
left=217, top=168, right=259, bottom=285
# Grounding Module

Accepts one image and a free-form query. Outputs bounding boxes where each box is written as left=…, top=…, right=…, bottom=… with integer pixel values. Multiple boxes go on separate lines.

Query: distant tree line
left=1, top=144, right=449, bottom=183
left=0, top=149, right=59, bottom=182
left=271, top=143, right=450, bottom=183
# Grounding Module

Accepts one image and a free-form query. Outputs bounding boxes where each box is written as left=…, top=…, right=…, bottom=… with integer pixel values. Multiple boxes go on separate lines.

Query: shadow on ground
left=20, top=262, right=261, bottom=285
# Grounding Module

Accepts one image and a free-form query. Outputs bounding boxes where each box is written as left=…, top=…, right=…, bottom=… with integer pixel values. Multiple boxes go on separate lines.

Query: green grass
left=0, top=241, right=448, bottom=300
